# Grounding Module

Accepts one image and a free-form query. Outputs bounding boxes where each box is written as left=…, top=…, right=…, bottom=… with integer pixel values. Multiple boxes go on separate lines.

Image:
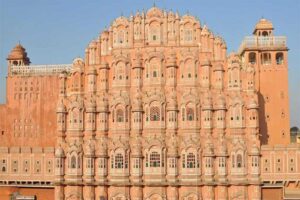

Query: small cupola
left=253, top=18, right=274, bottom=37
left=7, top=43, right=31, bottom=66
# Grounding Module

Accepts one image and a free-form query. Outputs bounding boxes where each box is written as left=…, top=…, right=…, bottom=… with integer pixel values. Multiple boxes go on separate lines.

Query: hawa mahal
left=0, top=6, right=299, bottom=200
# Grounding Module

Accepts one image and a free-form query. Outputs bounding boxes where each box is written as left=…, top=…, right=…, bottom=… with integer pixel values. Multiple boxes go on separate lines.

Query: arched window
left=184, top=29, right=193, bottom=42
left=117, top=30, right=125, bottom=44
left=249, top=52, right=256, bottom=64
left=115, top=153, right=124, bottom=169
left=116, top=109, right=124, bottom=122
left=153, top=71, right=157, bottom=77
left=12, top=60, right=18, bottom=66
left=237, top=154, right=243, bottom=168
left=276, top=52, right=284, bottom=65
left=2, top=166, right=6, bottom=172
left=151, top=28, right=159, bottom=41
left=262, top=31, right=268, bottom=37
left=71, top=155, right=76, bottom=169
left=187, top=153, right=196, bottom=168
left=150, top=106, right=160, bottom=121
left=186, top=107, right=194, bottom=121
left=261, top=53, right=271, bottom=65
left=150, top=151, right=160, bottom=167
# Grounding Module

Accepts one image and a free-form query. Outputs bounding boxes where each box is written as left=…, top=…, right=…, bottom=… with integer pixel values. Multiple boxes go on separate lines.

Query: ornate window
left=276, top=52, right=284, bottom=65
left=150, top=27, right=159, bottom=42
left=261, top=53, right=271, bottom=65
left=99, top=158, right=106, bottom=169
left=184, top=29, right=193, bottom=42
left=219, top=157, right=226, bottom=167
left=71, top=156, right=76, bottom=169
left=115, top=153, right=124, bottom=169
left=116, top=109, right=124, bottom=122
left=150, top=106, right=160, bottom=121
left=249, top=52, right=256, bottom=64
left=117, top=30, right=125, bottom=44
left=236, top=154, right=242, bottom=168
left=150, top=151, right=160, bottom=167
left=252, top=157, right=258, bottom=167
left=169, top=158, right=176, bottom=168
left=153, top=70, right=157, bottom=77
left=187, top=153, right=196, bottom=168
left=133, top=159, right=140, bottom=168
left=186, top=107, right=194, bottom=121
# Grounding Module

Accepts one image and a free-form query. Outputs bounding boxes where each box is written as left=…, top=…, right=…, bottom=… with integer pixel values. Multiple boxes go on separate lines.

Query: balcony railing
left=238, top=36, right=287, bottom=53
left=10, top=64, right=72, bottom=76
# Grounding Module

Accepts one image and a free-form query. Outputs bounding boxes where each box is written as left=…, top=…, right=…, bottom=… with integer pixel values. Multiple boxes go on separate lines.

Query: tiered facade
left=0, top=7, right=299, bottom=200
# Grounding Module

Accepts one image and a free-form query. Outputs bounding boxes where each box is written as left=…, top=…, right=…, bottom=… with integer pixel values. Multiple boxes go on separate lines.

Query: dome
left=7, top=43, right=30, bottom=64
left=253, top=18, right=273, bottom=34
left=146, top=6, right=163, bottom=18
left=255, top=18, right=273, bottom=30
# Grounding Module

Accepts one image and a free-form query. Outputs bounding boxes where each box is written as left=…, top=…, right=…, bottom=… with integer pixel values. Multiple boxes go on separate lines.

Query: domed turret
left=253, top=18, right=274, bottom=36
left=7, top=43, right=30, bottom=66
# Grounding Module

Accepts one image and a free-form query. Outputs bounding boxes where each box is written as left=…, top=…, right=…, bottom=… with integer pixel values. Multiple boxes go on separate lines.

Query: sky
left=0, top=0, right=299, bottom=127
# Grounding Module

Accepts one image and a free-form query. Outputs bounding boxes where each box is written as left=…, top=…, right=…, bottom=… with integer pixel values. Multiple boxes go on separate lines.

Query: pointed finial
left=153, top=2, right=156, bottom=7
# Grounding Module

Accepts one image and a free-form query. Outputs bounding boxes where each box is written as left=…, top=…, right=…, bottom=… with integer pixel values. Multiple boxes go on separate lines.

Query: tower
left=239, top=18, right=290, bottom=145
left=6, top=43, right=30, bottom=74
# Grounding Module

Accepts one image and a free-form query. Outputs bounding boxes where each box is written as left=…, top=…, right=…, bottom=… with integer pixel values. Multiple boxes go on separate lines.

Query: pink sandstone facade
left=0, top=7, right=299, bottom=200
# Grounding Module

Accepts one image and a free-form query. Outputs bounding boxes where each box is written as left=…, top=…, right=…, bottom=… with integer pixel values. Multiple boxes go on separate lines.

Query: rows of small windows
left=64, top=105, right=254, bottom=128
left=263, top=157, right=296, bottom=173
left=0, top=159, right=53, bottom=174
left=113, top=26, right=196, bottom=46
left=65, top=152, right=257, bottom=170
left=248, top=52, right=284, bottom=65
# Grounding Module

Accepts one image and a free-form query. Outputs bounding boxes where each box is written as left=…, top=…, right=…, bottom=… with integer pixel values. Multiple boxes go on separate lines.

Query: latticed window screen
left=150, top=151, right=160, bottom=167
left=186, top=107, right=194, bottom=121
left=150, top=106, right=160, bottom=121
left=187, top=153, right=196, bottom=168
left=71, top=156, right=76, bottom=169
left=125, top=152, right=128, bottom=168
left=237, top=154, right=242, bottom=168
left=116, top=109, right=124, bottom=122
left=117, top=30, right=125, bottom=44
left=115, top=153, right=124, bottom=169
left=184, top=29, right=193, bottom=41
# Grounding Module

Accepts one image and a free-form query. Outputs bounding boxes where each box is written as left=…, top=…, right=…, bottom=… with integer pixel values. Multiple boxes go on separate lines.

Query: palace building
left=0, top=6, right=299, bottom=200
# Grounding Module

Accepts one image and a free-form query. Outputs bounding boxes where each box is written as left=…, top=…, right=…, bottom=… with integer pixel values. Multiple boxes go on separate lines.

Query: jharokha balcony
left=238, top=36, right=287, bottom=54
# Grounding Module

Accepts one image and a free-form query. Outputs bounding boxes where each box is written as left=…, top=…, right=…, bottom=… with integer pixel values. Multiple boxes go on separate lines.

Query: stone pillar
left=55, top=186, right=64, bottom=200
